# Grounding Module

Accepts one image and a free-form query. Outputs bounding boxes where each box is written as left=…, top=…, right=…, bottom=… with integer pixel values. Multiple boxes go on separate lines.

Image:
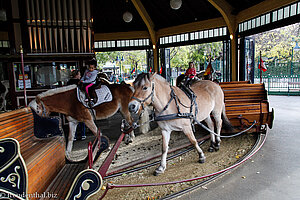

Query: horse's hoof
left=154, top=166, right=165, bottom=176
left=199, top=157, right=206, bottom=163
left=124, top=137, right=133, bottom=145
left=154, top=170, right=164, bottom=176
left=214, top=146, right=220, bottom=151
left=124, top=140, right=132, bottom=145
left=208, top=146, right=214, bottom=152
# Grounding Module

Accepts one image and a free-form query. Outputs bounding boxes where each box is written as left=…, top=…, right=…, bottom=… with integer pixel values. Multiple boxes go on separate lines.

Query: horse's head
left=128, top=73, right=155, bottom=114
left=29, top=98, right=50, bottom=117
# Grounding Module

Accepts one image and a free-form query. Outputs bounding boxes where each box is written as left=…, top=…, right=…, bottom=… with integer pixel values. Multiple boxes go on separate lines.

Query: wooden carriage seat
left=220, top=82, right=274, bottom=130
left=0, top=108, right=65, bottom=196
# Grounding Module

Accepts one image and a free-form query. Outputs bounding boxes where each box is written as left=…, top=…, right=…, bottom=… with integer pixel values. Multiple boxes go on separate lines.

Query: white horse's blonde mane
left=37, top=85, right=77, bottom=99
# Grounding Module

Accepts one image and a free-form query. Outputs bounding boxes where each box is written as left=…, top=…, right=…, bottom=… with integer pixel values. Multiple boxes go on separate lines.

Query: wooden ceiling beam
left=208, top=0, right=236, bottom=34
left=131, top=0, right=157, bottom=44
left=237, top=0, right=299, bottom=23
left=94, top=31, right=150, bottom=41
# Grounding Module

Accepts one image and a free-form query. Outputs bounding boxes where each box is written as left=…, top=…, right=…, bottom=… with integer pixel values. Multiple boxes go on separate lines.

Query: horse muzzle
left=128, top=100, right=140, bottom=114
left=28, top=99, right=38, bottom=112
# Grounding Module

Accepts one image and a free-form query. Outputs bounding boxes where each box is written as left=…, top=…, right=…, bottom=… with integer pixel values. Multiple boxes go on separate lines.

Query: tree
left=95, top=51, right=146, bottom=72
left=169, top=42, right=223, bottom=71
left=253, top=23, right=300, bottom=62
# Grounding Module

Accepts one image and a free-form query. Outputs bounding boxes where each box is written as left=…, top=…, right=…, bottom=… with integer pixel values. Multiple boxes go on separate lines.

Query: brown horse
left=29, top=84, right=148, bottom=159
left=128, top=73, right=232, bottom=175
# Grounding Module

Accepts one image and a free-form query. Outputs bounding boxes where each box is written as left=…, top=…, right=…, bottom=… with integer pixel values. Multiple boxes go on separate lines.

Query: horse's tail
left=221, top=104, right=234, bottom=131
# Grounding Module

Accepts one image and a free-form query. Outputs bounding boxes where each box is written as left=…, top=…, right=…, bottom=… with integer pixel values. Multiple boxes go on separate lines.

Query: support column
left=153, top=43, right=159, bottom=72
left=230, top=31, right=238, bottom=81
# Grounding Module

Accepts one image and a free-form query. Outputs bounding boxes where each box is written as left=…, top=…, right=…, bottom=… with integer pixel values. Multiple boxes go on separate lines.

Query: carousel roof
left=92, top=0, right=289, bottom=40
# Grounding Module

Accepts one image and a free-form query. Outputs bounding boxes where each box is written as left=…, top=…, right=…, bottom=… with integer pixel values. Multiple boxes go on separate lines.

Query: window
left=13, top=61, right=78, bottom=90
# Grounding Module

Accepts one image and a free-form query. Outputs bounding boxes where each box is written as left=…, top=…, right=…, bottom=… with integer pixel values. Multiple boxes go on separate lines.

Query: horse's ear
left=149, top=72, right=156, bottom=81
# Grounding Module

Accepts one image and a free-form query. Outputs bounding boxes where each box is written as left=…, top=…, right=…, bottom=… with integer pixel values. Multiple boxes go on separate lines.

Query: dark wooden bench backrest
left=221, top=83, right=267, bottom=102
left=0, top=108, right=34, bottom=150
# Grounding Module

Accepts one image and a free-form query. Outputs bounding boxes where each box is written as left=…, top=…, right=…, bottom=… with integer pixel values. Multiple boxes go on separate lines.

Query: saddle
left=77, top=85, right=113, bottom=108
left=179, top=82, right=196, bottom=100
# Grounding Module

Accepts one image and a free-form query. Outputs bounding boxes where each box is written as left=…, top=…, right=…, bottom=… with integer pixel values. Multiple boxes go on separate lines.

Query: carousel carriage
left=0, top=73, right=273, bottom=199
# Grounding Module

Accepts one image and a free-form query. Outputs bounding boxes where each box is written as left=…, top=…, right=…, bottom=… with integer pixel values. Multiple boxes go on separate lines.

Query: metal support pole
left=20, top=45, right=27, bottom=107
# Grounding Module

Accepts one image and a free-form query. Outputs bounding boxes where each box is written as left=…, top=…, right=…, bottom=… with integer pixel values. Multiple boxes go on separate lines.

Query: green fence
left=254, top=61, right=300, bottom=76
left=254, top=61, right=300, bottom=95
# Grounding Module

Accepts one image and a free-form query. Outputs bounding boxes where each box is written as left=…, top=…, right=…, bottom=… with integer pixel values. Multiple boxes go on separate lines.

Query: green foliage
left=169, top=42, right=223, bottom=70
left=253, top=23, right=300, bottom=62
left=95, top=51, right=146, bottom=72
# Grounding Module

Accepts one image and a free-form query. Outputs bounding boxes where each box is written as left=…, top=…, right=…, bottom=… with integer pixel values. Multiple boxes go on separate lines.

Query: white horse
left=128, top=73, right=232, bottom=175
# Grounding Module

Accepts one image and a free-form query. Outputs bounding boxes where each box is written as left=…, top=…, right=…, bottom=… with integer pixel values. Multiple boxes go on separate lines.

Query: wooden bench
left=0, top=108, right=66, bottom=196
left=220, top=82, right=274, bottom=131
left=0, top=108, right=102, bottom=199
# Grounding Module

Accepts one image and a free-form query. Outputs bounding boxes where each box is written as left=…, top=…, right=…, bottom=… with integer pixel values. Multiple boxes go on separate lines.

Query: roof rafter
left=131, top=0, right=157, bottom=44
left=208, top=0, right=236, bottom=34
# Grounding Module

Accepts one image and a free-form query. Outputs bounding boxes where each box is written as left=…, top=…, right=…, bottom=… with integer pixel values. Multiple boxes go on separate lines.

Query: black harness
left=133, top=82, right=197, bottom=123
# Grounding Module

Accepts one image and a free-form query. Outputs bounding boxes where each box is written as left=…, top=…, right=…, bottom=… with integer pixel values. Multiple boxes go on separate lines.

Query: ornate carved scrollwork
left=65, top=169, right=103, bottom=200
left=0, top=138, right=28, bottom=200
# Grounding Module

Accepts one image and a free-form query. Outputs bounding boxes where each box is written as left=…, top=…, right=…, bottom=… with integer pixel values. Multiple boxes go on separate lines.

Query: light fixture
left=123, top=11, right=133, bottom=23
left=123, top=0, right=133, bottom=23
left=170, top=0, right=182, bottom=10
left=230, top=34, right=234, bottom=40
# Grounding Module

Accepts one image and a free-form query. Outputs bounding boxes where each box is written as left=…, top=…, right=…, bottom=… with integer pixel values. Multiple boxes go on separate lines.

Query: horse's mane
left=134, top=73, right=150, bottom=87
left=134, top=73, right=169, bottom=86
left=153, top=73, right=169, bottom=85
left=37, top=85, right=77, bottom=99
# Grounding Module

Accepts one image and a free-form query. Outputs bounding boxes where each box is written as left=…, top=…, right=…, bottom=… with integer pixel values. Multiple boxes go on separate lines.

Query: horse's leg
left=205, top=116, right=217, bottom=152
left=212, top=111, right=222, bottom=151
left=119, top=106, right=134, bottom=144
left=66, top=120, right=79, bottom=157
left=183, top=127, right=206, bottom=163
left=155, top=129, right=171, bottom=176
left=84, top=119, right=98, bottom=136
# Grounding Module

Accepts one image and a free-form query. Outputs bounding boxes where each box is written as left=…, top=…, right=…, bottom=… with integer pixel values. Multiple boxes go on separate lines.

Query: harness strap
left=155, top=86, right=197, bottom=122
left=157, top=86, right=176, bottom=115
left=154, top=113, right=193, bottom=121
left=132, top=83, right=155, bottom=104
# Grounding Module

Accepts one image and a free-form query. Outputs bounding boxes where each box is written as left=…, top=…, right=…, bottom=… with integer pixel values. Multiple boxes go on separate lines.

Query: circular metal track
left=99, top=131, right=267, bottom=200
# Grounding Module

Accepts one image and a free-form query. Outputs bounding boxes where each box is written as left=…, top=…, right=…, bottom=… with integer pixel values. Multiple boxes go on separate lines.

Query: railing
left=254, top=75, right=300, bottom=95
